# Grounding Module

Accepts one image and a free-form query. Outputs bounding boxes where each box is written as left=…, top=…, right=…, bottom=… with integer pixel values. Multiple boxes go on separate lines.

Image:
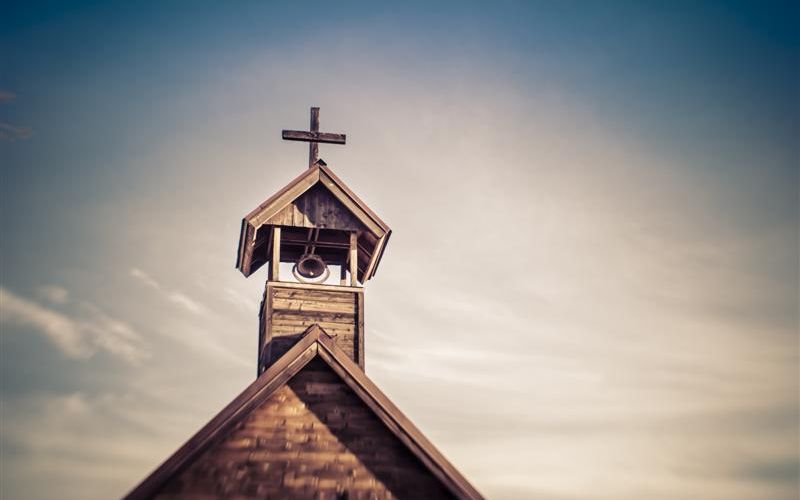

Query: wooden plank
left=271, top=323, right=354, bottom=336
left=308, top=107, right=319, bottom=166
left=267, top=185, right=365, bottom=231
left=272, top=287, right=357, bottom=302
left=270, top=281, right=363, bottom=294
left=271, top=299, right=355, bottom=314
left=272, top=289, right=356, bottom=302
left=272, top=329, right=353, bottom=343
left=363, top=233, right=383, bottom=281
left=357, top=291, right=365, bottom=370
left=270, top=314, right=355, bottom=325
left=282, top=129, right=346, bottom=145
left=350, top=232, right=358, bottom=287
left=272, top=299, right=355, bottom=310
left=281, top=130, right=346, bottom=144
left=368, top=230, right=391, bottom=280
left=272, top=310, right=355, bottom=323
left=261, top=284, right=275, bottom=375
left=269, top=226, right=281, bottom=281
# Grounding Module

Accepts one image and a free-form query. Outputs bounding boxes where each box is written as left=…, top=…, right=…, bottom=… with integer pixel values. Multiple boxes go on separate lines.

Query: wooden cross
left=282, top=107, right=346, bottom=168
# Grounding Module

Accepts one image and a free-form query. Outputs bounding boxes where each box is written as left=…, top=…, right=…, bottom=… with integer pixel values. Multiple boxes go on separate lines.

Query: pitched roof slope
left=124, top=326, right=483, bottom=500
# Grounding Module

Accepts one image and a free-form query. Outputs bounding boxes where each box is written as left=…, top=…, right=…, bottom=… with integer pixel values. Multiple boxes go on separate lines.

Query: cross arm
left=282, top=130, right=346, bottom=144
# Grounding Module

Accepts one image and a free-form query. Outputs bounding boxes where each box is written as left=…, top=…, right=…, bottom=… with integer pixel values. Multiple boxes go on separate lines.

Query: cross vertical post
left=309, top=107, right=319, bottom=168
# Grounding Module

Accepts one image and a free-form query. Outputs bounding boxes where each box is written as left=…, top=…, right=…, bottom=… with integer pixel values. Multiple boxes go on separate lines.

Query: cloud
left=37, top=285, right=69, bottom=304
left=130, top=268, right=208, bottom=315
left=0, top=390, right=198, bottom=500
left=165, top=291, right=206, bottom=315
left=222, top=286, right=258, bottom=312
left=0, top=89, right=15, bottom=103
left=0, top=122, right=33, bottom=141
left=129, top=268, right=159, bottom=289
left=1, top=287, right=88, bottom=358
left=0, top=286, right=149, bottom=365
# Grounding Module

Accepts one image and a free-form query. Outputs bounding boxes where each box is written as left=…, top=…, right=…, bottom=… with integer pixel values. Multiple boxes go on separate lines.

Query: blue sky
left=1, top=2, right=798, bottom=499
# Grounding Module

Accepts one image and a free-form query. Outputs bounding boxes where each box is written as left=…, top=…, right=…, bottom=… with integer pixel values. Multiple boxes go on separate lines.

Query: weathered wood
left=124, top=328, right=484, bottom=500
left=282, top=130, right=346, bottom=144
left=269, top=226, right=281, bottom=281
left=265, top=184, right=366, bottom=232
left=357, top=291, right=365, bottom=369
left=151, top=358, right=453, bottom=498
left=308, top=107, right=319, bottom=167
left=272, top=287, right=357, bottom=303
left=271, top=298, right=355, bottom=314
left=349, top=232, right=358, bottom=287
left=319, top=171, right=384, bottom=237
left=262, top=282, right=364, bottom=370
left=271, top=281, right=363, bottom=294
left=281, top=107, right=347, bottom=169
left=314, top=334, right=484, bottom=499
left=237, top=163, right=391, bottom=280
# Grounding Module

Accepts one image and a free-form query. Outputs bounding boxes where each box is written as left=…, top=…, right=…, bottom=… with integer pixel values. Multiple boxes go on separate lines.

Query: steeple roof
left=236, top=162, right=391, bottom=283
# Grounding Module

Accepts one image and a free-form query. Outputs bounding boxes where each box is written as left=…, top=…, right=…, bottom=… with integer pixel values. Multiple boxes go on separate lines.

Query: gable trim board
left=124, top=325, right=483, bottom=500
left=236, top=164, right=391, bottom=281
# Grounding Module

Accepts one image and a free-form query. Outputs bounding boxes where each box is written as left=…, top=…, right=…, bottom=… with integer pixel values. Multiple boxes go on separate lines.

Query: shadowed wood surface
left=124, top=327, right=484, bottom=500
left=266, top=183, right=366, bottom=232
left=153, top=358, right=453, bottom=500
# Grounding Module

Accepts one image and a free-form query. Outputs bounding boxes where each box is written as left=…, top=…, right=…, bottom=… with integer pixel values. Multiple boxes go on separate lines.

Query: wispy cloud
left=0, top=286, right=149, bottom=365
left=0, top=390, right=199, bottom=499
left=0, top=122, right=33, bottom=141
left=222, top=286, right=258, bottom=313
left=130, top=268, right=209, bottom=315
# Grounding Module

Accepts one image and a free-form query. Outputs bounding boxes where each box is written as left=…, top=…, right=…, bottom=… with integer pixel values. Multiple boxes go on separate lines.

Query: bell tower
left=127, top=107, right=483, bottom=500
left=236, top=107, right=391, bottom=375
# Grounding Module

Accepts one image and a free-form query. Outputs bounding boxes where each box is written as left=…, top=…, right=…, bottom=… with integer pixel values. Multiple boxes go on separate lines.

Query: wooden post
left=349, top=232, right=358, bottom=286
left=357, top=290, right=365, bottom=369
left=269, top=226, right=281, bottom=281
left=309, top=107, right=319, bottom=168
left=339, top=262, right=347, bottom=286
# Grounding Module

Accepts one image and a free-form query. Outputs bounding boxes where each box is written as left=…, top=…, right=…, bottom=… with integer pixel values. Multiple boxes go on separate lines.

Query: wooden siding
left=265, top=183, right=367, bottom=232
left=261, top=283, right=363, bottom=372
left=152, top=359, right=454, bottom=500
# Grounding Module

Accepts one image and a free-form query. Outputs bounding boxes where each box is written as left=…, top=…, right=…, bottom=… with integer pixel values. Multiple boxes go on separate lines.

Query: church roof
left=236, top=163, right=391, bottom=282
left=124, top=325, right=483, bottom=500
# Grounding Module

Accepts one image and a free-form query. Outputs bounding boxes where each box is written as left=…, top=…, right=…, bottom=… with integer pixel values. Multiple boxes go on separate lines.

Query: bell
left=294, top=254, right=328, bottom=281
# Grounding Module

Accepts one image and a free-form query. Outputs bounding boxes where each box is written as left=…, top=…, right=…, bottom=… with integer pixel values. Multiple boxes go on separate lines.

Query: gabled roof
left=236, top=163, right=391, bottom=282
left=124, top=325, right=483, bottom=500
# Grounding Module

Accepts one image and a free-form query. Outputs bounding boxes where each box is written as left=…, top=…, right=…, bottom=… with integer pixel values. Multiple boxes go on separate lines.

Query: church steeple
left=126, top=107, right=482, bottom=500
left=236, top=107, right=391, bottom=375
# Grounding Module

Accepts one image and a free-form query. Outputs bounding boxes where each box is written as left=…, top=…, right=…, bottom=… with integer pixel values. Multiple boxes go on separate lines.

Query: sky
left=0, top=1, right=798, bottom=499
